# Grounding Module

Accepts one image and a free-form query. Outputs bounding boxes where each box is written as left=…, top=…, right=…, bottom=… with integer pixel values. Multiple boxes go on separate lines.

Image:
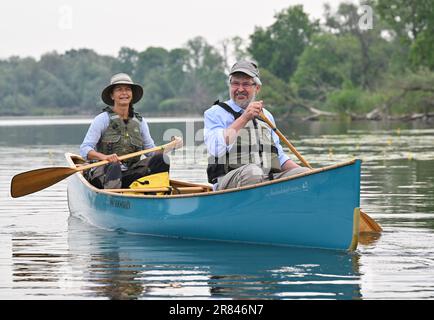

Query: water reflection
left=62, top=216, right=362, bottom=300
left=358, top=233, right=382, bottom=246
left=361, top=159, right=434, bottom=230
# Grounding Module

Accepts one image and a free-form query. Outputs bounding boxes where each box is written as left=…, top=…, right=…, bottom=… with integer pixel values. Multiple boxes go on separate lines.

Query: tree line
left=1, top=0, right=433, bottom=121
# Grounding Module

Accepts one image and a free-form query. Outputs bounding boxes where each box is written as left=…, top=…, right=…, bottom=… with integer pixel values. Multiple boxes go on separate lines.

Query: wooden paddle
left=258, top=113, right=313, bottom=170
left=258, top=112, right=382, bottom=233
left=10, top=138, right=182, bottom=198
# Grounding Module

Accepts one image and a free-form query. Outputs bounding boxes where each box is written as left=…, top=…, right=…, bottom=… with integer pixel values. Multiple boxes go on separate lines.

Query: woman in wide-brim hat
left=101, top=72, right=143, bottom=106
left=79, top=73, right=173, bottom=189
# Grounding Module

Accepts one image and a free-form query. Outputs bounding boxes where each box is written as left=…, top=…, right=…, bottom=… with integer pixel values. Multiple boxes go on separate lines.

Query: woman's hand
left=102, top=153, right=121, bottom=163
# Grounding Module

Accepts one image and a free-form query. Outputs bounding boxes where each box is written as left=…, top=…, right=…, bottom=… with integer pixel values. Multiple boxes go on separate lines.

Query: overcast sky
left=1, top=0, right=353, bottom=59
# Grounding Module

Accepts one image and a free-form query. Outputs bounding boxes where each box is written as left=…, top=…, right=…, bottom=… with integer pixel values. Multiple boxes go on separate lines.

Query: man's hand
left=224, top=100, right=264, bottom=145
left=241, top=100, right=264, bottom=121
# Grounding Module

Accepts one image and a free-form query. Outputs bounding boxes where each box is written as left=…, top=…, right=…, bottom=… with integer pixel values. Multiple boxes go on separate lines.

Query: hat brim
left=101, top=83, right=143, bottom=106
left=230, top=68, right=257, bottom=78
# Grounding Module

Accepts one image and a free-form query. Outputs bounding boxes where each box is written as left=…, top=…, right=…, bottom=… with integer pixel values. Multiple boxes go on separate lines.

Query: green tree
left=56, top=49, right=115, bottom=112
left=182, top=36, right=227, bottom=112
left=323, top=1, right=396, bottom=88
left=292, top=33, right=362, bottom=100
left=113, top=47, right=139, bottom=76
left=219, top=36, right=250, bottom=73
left=256, top=68, right=292, bottom=115
left=134, top=40, right=227, bottom=115
left=248, top=5, right=319, bottom=82
left=134, top=47, right=172, bottom=113
left=376, top=0, right=434, bottom=69
left=0, top=57, right=37, bottom=115
left=135, top=47, right=169, bottom=84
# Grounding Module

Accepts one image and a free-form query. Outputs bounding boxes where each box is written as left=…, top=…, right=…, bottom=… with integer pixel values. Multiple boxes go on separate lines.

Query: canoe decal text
left=269, top=181, right=309, bottom=196
left=109, top=198, right=131, bottom=210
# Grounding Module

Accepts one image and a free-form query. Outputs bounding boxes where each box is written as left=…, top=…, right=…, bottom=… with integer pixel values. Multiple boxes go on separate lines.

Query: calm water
left=0, top=117, right=433, bottom=300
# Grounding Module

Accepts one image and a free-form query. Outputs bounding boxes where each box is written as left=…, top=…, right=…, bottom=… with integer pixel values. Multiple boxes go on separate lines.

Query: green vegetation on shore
left=1, top=0, right=433, bottom=121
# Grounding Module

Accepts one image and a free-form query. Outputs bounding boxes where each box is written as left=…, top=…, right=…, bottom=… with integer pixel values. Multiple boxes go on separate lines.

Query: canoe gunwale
left=65, top=153, right=359, bottom=199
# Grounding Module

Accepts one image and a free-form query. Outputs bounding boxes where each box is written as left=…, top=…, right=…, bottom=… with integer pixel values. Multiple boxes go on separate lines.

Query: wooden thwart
left=104, top=186, right=207, bottom=195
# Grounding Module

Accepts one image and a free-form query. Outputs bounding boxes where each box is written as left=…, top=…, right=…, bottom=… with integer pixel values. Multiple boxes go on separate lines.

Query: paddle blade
left=360, top=209, right=383, bottom=233
left=10, top=167, right=77, bottom=198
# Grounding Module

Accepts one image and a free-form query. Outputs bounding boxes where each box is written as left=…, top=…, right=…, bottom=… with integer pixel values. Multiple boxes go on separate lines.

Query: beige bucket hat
left=101, top=73, right=143, bottom=106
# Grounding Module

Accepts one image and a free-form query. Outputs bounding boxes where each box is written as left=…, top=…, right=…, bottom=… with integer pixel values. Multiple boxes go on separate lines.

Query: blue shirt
left=203, top=99, right=290, bottom=166
left=80, top=112, right=155, bottom=160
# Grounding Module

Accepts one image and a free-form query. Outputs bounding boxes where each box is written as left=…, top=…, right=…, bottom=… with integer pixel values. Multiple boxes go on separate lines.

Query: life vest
left=96, top=106, right=144, bottom=166
left=206, top=101, right=281, bottom=184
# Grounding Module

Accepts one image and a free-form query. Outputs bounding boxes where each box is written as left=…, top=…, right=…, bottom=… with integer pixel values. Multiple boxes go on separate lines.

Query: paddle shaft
left=75, top=140, right=178, bottom=173
left=258, top=113, right=312, bottom=169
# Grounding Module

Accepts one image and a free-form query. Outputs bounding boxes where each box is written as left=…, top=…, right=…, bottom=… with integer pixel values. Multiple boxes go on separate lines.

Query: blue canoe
left=66, top=153, right=361, bottom=251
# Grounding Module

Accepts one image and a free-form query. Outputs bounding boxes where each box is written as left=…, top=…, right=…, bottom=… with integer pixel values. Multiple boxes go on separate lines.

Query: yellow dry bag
left=128, top=171, right=170, bottom=195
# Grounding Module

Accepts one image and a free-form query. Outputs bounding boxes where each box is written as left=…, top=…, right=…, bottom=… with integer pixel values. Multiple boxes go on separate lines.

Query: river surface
left=0, top=117, right=433, bottom=300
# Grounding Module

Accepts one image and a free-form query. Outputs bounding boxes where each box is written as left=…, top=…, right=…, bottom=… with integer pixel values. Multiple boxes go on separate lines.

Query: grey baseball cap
left=229, top=60, right=260, bottom=78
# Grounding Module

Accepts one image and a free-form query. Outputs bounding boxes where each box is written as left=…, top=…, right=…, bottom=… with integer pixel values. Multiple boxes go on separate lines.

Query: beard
left=230, top=90, right=256, bottom=109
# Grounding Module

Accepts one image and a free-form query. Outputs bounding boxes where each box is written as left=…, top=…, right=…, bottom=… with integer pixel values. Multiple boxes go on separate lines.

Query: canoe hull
left=67, top=159, right=361, bottom=251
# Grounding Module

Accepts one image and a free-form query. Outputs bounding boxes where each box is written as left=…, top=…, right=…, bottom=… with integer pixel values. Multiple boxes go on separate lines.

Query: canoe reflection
left=67, top=216, right=362, bottom=300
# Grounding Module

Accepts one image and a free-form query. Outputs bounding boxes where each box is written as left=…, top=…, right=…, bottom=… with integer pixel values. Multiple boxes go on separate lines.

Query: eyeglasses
left=229, top=81, right=257, bottom=89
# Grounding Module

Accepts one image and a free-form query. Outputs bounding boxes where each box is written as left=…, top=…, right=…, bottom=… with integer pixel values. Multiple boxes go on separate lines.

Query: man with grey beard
left=204, top=60, right=309, bottom=191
